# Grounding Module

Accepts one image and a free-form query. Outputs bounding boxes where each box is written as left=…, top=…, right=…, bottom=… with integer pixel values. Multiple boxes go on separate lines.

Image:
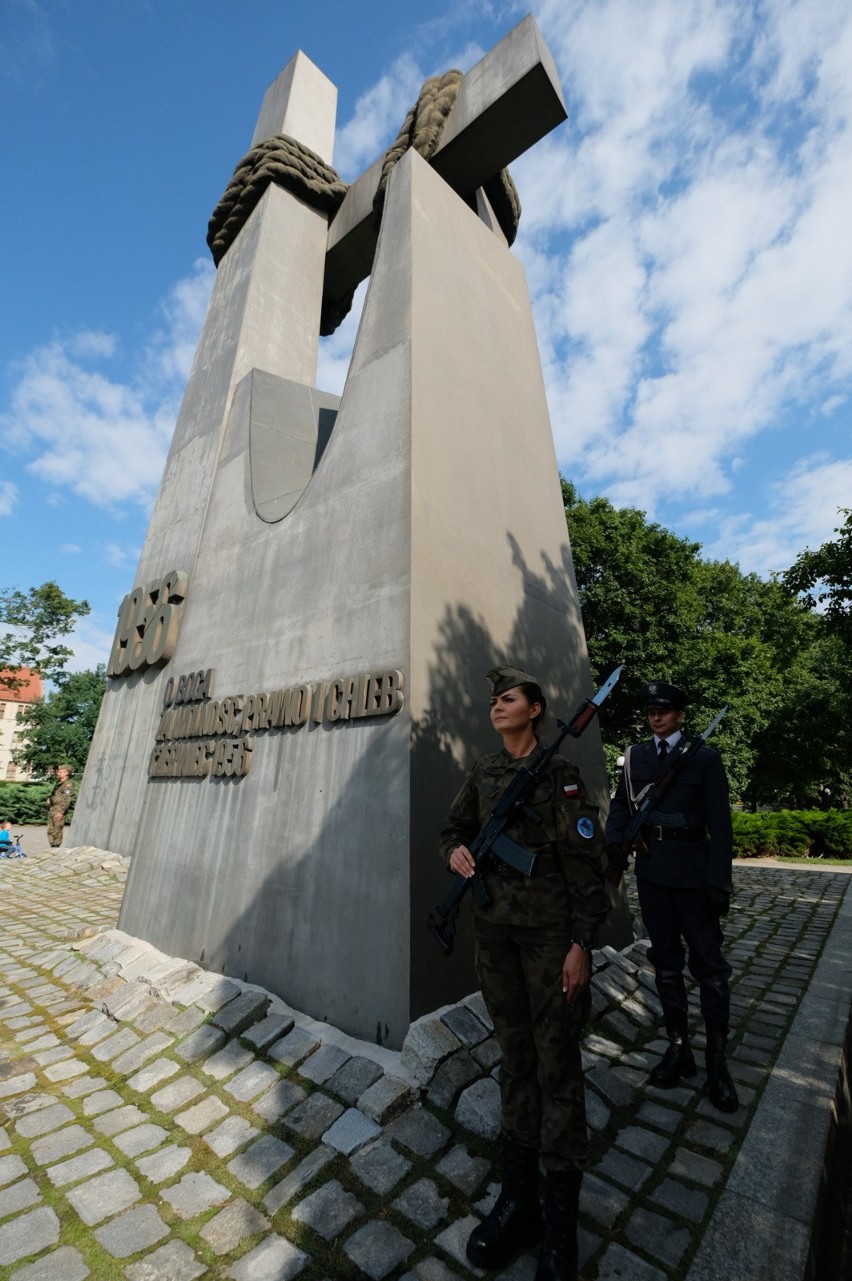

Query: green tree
left=0, top=582, right=91, bottom=690
left=562, top=481, right=815, bottom=799
left=783, top=509, right=852, bottom=642
left=15, top=666, right=106, bottom=776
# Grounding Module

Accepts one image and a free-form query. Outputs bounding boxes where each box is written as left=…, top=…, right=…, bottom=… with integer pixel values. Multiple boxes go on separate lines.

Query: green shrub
left=0, top=781, right=75, bottom=826
left=732, top=809, right=852, bottom=860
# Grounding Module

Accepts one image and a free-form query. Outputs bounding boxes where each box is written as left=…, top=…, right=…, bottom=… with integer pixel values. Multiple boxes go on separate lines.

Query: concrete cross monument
left=72, top=17, right=624, bottom=1048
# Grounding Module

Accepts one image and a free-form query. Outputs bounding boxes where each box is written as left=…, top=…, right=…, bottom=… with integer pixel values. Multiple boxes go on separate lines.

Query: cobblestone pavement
left=0, top=830, right=849, bottom=1280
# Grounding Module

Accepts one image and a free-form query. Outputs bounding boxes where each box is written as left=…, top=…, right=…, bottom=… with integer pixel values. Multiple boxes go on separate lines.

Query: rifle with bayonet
left=604, top=706, right=727, bottom=886
left=426, top=666, right=622, bottom=955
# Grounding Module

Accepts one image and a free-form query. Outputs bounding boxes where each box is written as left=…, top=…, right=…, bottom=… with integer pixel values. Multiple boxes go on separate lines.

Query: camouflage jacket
left=439, top=748, right=610, bottom=945
left=47, top=779, right=74, bottom=815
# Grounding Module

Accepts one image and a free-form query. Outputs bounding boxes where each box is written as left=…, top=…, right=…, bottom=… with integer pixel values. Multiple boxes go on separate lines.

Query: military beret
left=642, top=681, right=687, bottom=710
left=487, top=665, right=542, bottom=696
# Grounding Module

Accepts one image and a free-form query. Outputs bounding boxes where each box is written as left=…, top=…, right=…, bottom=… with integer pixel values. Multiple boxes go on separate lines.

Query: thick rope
left=207, top=72, right=523, bottom=335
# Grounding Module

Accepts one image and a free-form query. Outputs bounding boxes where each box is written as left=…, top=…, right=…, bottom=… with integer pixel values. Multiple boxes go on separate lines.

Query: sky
left=1, top=0, right=850, bottom=671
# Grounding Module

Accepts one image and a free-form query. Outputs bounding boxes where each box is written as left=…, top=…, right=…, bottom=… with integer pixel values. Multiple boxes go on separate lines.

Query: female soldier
left=440, top=666, right=609, bottom=1281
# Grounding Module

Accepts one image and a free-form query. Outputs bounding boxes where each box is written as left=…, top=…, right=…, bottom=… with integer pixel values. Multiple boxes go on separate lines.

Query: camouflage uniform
left=440, top=748, right=609, bottom=1170
left=46, top=775, right=73, bottom=847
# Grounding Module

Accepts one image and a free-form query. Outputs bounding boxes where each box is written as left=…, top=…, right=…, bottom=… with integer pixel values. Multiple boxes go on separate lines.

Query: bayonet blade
left=699, top=705, right=727, bottom=742
left=591, top=665, right=622, bottom=707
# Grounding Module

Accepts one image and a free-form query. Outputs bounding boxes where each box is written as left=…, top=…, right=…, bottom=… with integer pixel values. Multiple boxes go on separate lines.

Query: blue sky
left=2, top=0, right=850, bottom=670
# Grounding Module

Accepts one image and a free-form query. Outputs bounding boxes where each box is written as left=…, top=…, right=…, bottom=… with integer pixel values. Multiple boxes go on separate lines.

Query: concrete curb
left=685, top=875, right=852, bottom=1281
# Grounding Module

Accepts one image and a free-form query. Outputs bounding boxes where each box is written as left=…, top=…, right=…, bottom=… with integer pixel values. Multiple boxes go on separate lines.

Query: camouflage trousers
left=47, top=811, right=65, bottom=847
left=474, top=915, right=591, bottom=1171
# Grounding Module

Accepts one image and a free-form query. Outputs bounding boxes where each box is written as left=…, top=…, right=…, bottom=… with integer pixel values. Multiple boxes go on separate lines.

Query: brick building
left=0, top=668, right=43, bottom=781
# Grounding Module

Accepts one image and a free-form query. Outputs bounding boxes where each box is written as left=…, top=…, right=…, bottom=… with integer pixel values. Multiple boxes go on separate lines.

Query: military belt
left=642, top=824, right=707, bottom=843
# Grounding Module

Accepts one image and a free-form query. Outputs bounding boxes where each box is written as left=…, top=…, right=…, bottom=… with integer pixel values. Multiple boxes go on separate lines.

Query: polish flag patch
left=563, top=783, right=581, bottom=798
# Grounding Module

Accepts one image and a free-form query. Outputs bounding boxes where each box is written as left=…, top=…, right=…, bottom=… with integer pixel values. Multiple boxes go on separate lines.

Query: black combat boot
left=649, top=1015, right=697, bottom=1087
left=705, top=1023, right=739, bottom=1112
left=535, top=1169, right=582, bottom=1281
left=466, top=1137, right=542, bottom=1269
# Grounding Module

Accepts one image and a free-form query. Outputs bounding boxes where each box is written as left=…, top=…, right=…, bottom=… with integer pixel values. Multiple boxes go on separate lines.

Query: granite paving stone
left=455, top=1077, right=502, bottom=1141
left=200, top=1196, right=270, bottom=1253
left=124, top=1238, right=206, bottom=1281
left=10, top=1245, right=90, bottom=1281
left=93, top=1102, right=148, bottom=1135
left=46, top=1147, right=114, bottom=1186
left=60, top=1073, right=109, bottom=1098
left=0, top=1205, right=60, bottom=1265
left=211, top=990, right=271, bottom=1036
left=135, top=1143, right=192, bottom=1184
left=226, top=1233, right=308, bottom=1280
left=435, top=1143, right=491, bottom=1196
left=357, top=1073, right=414, bottom=1124
left=65, top=1166, right=142, bottom=1225
left=91, top=1026, right=140, bottom=1061
left=149, top=1076, right=205, bottom=1112
left=227, top=1133, right=295, bottom=1189
left=625, top=1205, right=692, bottom=1267
left=30, top=1124, right=93, bottom=1165
left=282, top=1092, right=344, bottom=1140
left=291, top=1177, right=365, bottom=1240
left=223, top=1059, right=280, bottom=1101
left=326, top=1056, right=386, bottom=1110
left=667, top=1147, right=724, bottom=1187
left=650, top=1175, right=710, bottom=1221
left=113, top=1121, right=169, bottom=1156
left=174, top=1093, right=230, bottom=1134
left=241, top=1012, right=295, bottom=1051
left=388, top=1105, right=451, bottom=1158
left=297, top=1042, right=350, bottom=1083
left=350, top=1140, right=413, bottom=1195
left=322, top=1106, right=382, bottom=1155
left=266, top=1026, right=321, bottom=1067
left=344, top=1220, right=416, bottom=1279
left=93, top=1203, right=169, bottom=1257
left=392, top=1176, right=451, bottom=1229
left=204, top=1114, right=260, bottom=1157
left=126, top=1056, right=181, bottom=1093
left=200, top=1040, right=254, bottom=1081
left=0, top=1175, right=40, bottom=1218
left=252, top=1077, right=307, bottom=1122
left=263, top=1147, right=336, bottom=1214
left=161, top=1170, right=232, bottom=1218
left=174, top=1023, right=226, bottom=1063
left=15, top=1101, right=74, bottom=1137
left=111, top=1031, right=174, bottom=1075
left=0, top=1154, right=29, bottom=1186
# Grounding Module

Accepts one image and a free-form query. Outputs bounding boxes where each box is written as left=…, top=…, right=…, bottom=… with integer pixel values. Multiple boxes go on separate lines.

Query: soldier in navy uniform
left=605, top=682, right=738, bottom=1112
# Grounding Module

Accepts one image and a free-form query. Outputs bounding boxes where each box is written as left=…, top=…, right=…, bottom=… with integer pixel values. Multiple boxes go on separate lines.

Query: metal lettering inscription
left=108, top=570, right=189, bottom=677
left=148, top=667, right=404, bottom=781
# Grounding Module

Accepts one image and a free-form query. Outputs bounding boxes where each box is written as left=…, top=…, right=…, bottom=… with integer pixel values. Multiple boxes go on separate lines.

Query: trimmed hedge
left=0, top=781, right=75, bottom=826
left=732, top=809, right=852, bottom=860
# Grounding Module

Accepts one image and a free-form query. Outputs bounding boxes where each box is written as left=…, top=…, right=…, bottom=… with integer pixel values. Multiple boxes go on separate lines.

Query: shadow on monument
left=208, top=528, right=629, bottom=1047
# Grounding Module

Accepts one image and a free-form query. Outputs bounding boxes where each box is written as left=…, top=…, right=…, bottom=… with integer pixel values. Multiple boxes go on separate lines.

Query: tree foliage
left=783, top=509, right=852, bottom=642
left=562, top=480, right=848, bottom=807
left=14, top=666, right=106, bottom=777
left=0, top=582, right=90, bottom=690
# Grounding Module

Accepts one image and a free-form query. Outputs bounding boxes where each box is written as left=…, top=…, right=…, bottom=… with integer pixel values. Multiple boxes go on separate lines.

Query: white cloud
left=504, top=0, right=852, bottom=540
left=0, top=260, right=214, bottom=511
left=703, top=454, right=852, bottom=574
left=103, top=542, right=139, bottom=570
left=0, top=481, right=17, bottom=516
left=333, top=53, right=424, bottom=178
left=60, top=543, right=81, bottom=555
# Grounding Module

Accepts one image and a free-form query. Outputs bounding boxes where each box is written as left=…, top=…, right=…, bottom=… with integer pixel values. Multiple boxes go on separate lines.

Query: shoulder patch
left=577, top=817, right=596, bottom=839
left=563, top=783, right=581, bottom=798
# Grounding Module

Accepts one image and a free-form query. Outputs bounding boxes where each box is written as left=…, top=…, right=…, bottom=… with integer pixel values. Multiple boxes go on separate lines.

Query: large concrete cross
left=257, top=16, right=567, bottom=308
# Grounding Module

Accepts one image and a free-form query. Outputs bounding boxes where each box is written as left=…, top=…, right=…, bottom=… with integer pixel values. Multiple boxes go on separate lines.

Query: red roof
left=0, top=668, right=44, bottom=702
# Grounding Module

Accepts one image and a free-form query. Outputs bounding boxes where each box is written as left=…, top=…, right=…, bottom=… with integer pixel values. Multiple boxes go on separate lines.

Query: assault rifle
left=426, top=666, right=622, bottom=955
left=605, top=705, right=727, bottom=886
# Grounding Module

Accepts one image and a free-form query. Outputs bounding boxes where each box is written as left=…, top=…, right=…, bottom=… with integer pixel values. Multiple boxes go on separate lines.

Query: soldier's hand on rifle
left=562, top=945, right=590, bottom=1006
left=706, top=888, right=731, bottom=917
left=449, top=845, right=475, bottom=878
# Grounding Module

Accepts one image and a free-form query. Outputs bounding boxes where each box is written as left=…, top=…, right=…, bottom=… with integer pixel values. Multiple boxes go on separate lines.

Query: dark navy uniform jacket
left=605, top=739, right=733, bottom=893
